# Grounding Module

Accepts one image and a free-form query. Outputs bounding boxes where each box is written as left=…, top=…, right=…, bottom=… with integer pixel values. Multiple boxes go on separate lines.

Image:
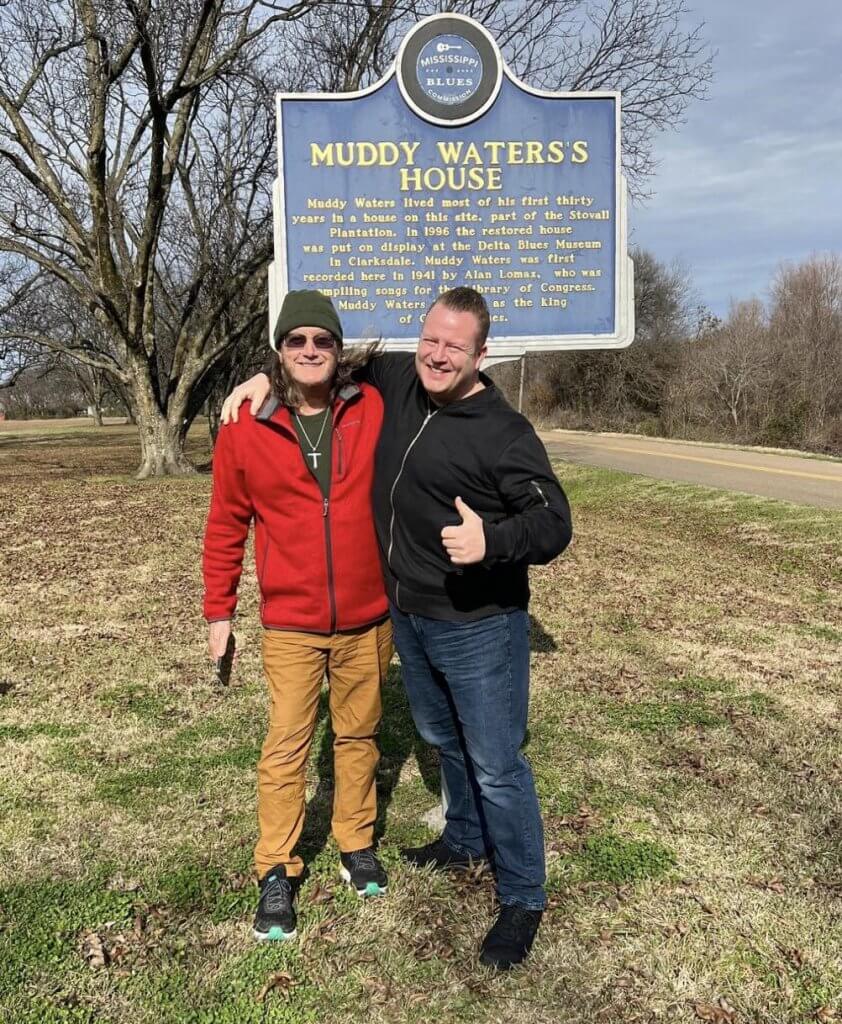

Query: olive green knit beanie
left=272, top=289, right=343, bottom=350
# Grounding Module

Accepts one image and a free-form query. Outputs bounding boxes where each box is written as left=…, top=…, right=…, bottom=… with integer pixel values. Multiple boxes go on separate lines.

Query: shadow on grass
left=530, top=614, right=558, bottom=652
left=296, top=664, right=440, bottom=864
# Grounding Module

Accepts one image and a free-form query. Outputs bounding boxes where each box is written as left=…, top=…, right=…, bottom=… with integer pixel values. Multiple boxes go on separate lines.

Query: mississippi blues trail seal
left=415, top=34, right=484, bottom=106
left=397, top=16, right=502, bottom=125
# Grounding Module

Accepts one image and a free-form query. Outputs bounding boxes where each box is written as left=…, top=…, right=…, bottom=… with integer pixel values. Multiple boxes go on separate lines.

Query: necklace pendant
left=308, top=452, right=320, bottom=468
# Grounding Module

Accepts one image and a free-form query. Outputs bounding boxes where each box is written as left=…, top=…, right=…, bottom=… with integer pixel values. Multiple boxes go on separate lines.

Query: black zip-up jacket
left=360, top=353, right=572, bottom=621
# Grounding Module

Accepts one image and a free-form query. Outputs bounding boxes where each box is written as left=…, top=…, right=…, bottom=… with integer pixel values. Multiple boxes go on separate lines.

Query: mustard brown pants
left=255, top=619, right=393, bottom=880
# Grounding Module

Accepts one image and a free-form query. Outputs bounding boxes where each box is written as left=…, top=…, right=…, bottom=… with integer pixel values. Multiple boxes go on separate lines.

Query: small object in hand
left=216, top=633, right=236, bottom=687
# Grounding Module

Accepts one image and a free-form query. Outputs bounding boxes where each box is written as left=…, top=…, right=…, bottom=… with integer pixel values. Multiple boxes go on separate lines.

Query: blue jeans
left=390, top=603, right=546, bottom=910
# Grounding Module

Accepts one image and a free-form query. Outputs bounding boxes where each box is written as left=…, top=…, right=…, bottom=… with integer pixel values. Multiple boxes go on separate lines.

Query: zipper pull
left=531, top=480, right=549, bottom=507
left=323, top=497, right=329, bottom=517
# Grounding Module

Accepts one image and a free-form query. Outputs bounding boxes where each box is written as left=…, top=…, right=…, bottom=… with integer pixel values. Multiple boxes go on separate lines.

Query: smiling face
left=414, top=301, right=487, bottom=404
left=279, top=326, right=339, bottom=393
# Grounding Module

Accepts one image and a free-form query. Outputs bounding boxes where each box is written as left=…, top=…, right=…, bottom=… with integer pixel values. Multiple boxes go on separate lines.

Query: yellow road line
left=595, top=444, right=842, bottom=483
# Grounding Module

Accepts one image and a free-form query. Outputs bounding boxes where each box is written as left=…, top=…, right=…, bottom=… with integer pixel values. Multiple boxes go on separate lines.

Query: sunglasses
left=282, top=334, right=337, bottom=351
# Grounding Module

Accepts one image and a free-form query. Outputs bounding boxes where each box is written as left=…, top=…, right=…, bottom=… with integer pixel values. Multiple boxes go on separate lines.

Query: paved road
left=539, top=430, right=842, bottom=510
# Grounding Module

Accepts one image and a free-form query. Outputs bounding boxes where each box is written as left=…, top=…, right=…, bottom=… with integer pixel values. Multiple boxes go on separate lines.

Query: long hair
left=270, top=337, right=383, bottom=409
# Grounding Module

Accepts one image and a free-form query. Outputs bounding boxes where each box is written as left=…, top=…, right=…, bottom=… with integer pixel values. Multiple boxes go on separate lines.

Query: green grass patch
left=574, top=833, right=677, bottom=884
left=797, top=622, right=842, bottom=643
left=731, top=690, right=781, bottom=718
left=0, top=723, right=83, bottom=742
left=168, top=714, right=258, bottom=749
left=0, top=870, right=134, bottom=1003
left=600, top=698, right=726, bottom=734
left=185, top=947, right=323, bottom=1024
left=2, top=426, right=841, bottom=1023
left=93, top=742, right=261, bottom=809
left=664, top=674, right=736, bottom=695
left=560, top=463, right=841, bottom=580
left=97, top=685, right=174, bottom=722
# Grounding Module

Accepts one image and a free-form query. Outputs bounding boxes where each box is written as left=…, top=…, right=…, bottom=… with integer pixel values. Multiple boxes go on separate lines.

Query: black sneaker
left=401, top=835, right=487, bottom=872
left=479, top=905, right=543, bottom=970
left=339, top=847, right=388, bottom=897
left=253, top=864, right=297, bottom=941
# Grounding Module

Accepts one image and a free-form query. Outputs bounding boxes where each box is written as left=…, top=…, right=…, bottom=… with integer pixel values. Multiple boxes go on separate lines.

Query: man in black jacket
left=222, top=287, right=572, bottom=969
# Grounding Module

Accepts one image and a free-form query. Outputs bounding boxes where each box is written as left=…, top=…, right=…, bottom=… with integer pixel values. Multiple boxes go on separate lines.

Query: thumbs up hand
left=441, top=496, right=486, bottom=566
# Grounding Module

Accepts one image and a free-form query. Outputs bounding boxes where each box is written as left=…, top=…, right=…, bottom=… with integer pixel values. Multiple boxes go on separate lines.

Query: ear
left=474, top=342, right=488, bottom=372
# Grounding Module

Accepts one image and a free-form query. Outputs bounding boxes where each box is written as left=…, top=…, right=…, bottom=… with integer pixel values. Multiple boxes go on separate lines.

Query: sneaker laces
left=349, top=848, right=378, bottom=872
left=262, top=874, right=292, bottom=913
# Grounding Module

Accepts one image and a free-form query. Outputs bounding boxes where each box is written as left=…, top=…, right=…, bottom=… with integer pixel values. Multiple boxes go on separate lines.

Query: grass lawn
left=0, top=422, right=840, bottom=1024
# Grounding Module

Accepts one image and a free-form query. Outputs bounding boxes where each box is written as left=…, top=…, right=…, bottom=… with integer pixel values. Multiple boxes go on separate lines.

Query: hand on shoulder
left=221, top=373, right=272, bottom=425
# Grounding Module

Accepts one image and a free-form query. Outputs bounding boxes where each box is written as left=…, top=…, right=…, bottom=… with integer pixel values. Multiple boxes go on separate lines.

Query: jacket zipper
left=531, top=480, right=549, bottom=507
left=387, top=403, right=437, bottom=608
left=320, top=409, right=337, bottom=634
left=323, top=495, right=337, bottom=632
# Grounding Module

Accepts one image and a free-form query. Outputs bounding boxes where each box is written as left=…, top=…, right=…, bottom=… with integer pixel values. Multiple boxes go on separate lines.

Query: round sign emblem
left=397, top=15, right=502, bottom=126
left=415, top=34, right=484, bottom=106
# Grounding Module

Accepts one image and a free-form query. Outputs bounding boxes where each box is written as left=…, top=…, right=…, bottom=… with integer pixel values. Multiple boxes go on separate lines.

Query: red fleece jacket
left=202, top=383, right=387, bottom=633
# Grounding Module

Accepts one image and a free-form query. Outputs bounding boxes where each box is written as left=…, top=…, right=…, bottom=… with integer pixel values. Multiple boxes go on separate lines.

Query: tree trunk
left=208, top=398, right=221, bottom=445
left=133, top=390, right=195, bottom=478
left=92, top=406, right=103, bottom=427
left=122, top=395, right=137, bottom=425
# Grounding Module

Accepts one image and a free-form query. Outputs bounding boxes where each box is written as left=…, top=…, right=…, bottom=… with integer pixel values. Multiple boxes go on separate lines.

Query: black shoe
left=340, top=847, right=388, bottom=897
left=400, top=835, right=487, bottom=872
left=253, top=864, right=297, bottom=941
left=479, top=905, right=543, bottom=970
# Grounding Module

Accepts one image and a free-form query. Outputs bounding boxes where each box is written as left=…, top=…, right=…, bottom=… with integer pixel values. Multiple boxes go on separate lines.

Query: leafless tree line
left=0, top=0, right=711, bottom=474
left=506, top=252, right=842, bottom=455
left=0, top=354, right=133, bottom=422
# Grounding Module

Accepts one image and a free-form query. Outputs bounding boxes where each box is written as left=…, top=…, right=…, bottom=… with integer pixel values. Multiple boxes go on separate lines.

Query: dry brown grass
left=0, top=421, right=840, bottom=1024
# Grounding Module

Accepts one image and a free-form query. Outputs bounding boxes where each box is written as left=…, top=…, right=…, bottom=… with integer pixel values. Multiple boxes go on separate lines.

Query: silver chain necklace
left=295, top=408, right=331, bottom=469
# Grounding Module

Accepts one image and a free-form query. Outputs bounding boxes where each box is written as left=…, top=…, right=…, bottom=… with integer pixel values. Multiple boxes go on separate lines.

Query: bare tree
left=0, top=259, right=51, bottom=388
left=0, top=358, right=86, bottom=418
left=289, top=0, right=713, bottom=196
left=0, top=341, right=40, bottom=391
left=691, top=299, right=772, bottom=432
left=515, top=247, right=691, bottom=427
left=768, top=254, right=842, bottom=446
left=0, top=0, right=712, bottom=474
left=0, top=0, right=331, bottom=475
left=60, top=357, right=107, bottom=425
left=513, top=250, right=842, bottom=453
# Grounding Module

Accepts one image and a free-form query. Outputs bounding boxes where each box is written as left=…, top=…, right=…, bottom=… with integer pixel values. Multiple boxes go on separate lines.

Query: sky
left=630, top=0, right=842, bottom=318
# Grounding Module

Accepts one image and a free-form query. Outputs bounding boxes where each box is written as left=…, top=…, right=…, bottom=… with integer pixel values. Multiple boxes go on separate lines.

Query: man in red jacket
left=203, top=290, right=392, bottom=942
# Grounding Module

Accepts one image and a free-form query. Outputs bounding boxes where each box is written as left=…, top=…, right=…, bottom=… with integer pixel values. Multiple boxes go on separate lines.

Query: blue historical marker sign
left=269, top=13, right=634, bottom=352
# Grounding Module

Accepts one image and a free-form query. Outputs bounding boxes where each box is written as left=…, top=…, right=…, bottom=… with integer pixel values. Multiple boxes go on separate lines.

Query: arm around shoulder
left=220, top=361, right=273, bottom=425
